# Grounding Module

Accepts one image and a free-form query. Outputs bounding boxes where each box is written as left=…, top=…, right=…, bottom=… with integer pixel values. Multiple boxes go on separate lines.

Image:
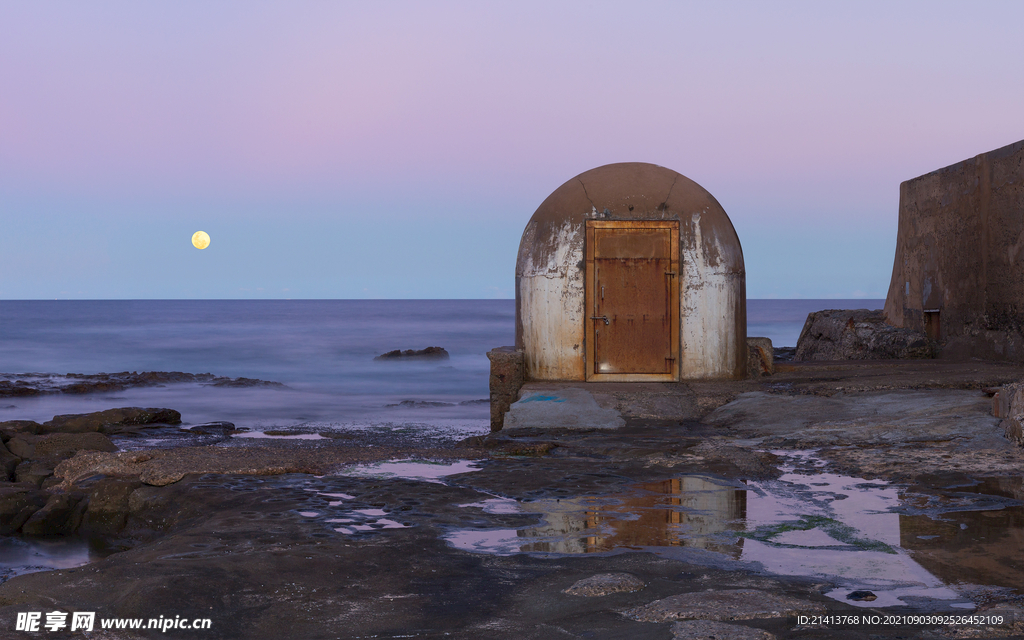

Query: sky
left=1, top=1, right=1022, bottom=300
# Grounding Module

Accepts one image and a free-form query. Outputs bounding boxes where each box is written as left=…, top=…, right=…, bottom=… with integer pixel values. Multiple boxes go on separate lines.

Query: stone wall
left=884, top=140, right=1024, bottom=361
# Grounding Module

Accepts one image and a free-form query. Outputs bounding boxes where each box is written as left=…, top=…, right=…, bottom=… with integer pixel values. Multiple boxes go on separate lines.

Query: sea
left=0, top=299, right=882, bottom=437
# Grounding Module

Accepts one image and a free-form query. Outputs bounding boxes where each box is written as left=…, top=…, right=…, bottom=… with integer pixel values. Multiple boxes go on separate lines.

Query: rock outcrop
left=746, top=337, right=773, bottom=377
left=995, top=381, right=1024, bottom=448
left=0, top=371, right=284, bottom=398
left=795, top=309, right=933, bottom=361
left=374, top=347, right=450, bottom=361
left=40, top=407, right=181, bottom=434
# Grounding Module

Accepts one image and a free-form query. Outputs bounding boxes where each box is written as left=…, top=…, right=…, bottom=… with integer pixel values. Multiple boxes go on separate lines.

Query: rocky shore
left=0, top=371, right=284, bottom=398
left=2, top=362, right=1024, bottom=639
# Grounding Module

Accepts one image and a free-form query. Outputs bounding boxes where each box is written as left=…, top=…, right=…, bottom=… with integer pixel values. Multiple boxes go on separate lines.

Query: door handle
left=590, top=316, right=610, bottom=325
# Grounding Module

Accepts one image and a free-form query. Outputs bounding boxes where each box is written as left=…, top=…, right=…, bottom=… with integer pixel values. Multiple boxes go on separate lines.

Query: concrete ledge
left=503, top=387, right=625, bottom=431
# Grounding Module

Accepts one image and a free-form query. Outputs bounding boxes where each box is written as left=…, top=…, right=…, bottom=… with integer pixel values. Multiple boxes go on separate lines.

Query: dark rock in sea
left=0, top=382, right=39, bottom=397
left=186, top=421, right=236, bottom=435
left=374, top=347, right=450, bottom=361
left=41, top=407, right=182, bottom=435
left=386, top=400, right=455, bottom=408
left=795, top=309, right=934, bottom=361
left=772, top=346, right=797, bottom=361
left=0, top=482, right=49, bottom=534
left=209, top=377, right=286, bottom=388
left=0, top=371, right=286, bottom=397
left=846, top=590, right=877, bottom=602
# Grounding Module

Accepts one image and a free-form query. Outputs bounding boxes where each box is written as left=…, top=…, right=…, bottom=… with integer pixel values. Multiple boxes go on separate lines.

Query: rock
left=0, top=381, right=40, bottom=397
left=772, top=346, right=796, bottom=362
left=40, top=407, right=182, bottom=434
left=186, top=421, right=236, bottom=435
left=795, top=309, right=934, bottom=361
left=374, top=347, right=450, bottom=361
left=5, top=434, right=37, bottom=459
left=1004, top=417, right=1024, bottom=447
left=209, top=377, right=285, bottom=388
left=503, top=388, right=626, bottom=431
left=846, top=590, right=877, bottom=602
left=127, top=485, right=175, bottom=530
left=563, top=573, right=645, bottom=597
left=0, top=420, right=43, bottom=440
left=0, top=483, right=49, bottom=534
left=80, top=477, right=144, bottom=535
left=671, top=620, right=775, bottom=640
left=997, top=381, right=1024, bottom=448
left=622, top=589, right=824, bottom=623
left=0, top=440, right=22, bottom=481
left=487, top=347, right=525, bottom=432
left=20, top=492, right=86, bottom=536
left=746, top=337, right=774, bottom=377
left=33, top=432, right=119, bottom=459
left=1, top=371, right=284, bottom=397
left=15, top=459, right=55, bottom=487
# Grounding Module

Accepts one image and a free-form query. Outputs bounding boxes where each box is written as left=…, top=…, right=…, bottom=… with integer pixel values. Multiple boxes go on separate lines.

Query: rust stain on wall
left=515, top=162, right=746, bottom=381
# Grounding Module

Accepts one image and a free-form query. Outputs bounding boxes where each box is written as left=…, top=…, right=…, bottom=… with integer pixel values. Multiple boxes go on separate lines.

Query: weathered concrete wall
left=486, top=347, right=524, bottom=432
left=884, top=140, right=1024, bottom=360
left=516, top=163, right=746, bottom=381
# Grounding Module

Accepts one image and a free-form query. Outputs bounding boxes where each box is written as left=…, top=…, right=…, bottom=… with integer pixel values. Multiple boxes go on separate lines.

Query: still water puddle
left=336, top=459, right=482, bottom=483
left=447, top=452, right=1024, bottom=609
left=233, top=431, right=326, bottom=440
left=0, top=536, right=100, bottom=584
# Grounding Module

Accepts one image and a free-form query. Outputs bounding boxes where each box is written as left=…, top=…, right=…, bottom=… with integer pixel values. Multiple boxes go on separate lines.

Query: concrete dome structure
left=515, top=162, right=746, bottom=381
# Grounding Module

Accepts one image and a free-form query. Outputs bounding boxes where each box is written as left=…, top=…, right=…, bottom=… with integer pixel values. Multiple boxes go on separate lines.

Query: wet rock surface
left=623, top=589, right=825, bottom=622
left=671, top=619, right=776, bottom=639
left=563, top=572, right=645, bottom=597
left=0, top=371, right=285, bottom=397
left=1, top=361, right=1024, bottom=638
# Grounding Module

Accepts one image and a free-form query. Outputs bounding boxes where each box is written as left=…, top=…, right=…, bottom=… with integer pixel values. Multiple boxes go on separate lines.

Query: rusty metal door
left=585, top=220, right=679, bottom=381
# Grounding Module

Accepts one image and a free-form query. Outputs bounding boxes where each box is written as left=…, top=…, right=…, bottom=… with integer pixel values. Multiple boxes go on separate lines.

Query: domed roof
left=518, top=162, right=743, bottom=276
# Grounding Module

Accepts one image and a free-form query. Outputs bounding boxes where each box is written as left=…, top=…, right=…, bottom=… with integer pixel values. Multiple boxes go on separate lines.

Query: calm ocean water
left=0, top=299, right=882, bottom=435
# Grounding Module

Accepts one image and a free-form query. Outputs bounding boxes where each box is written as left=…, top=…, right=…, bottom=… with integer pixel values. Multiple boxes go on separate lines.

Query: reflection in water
left=517, top=477, right=746, bottom=555
left=0, top=536, right=98, bottom=583
left=447, top=476, right=746, bottom=556
left=448, top=454, right=1024, bottom=609
left=740, top=455, right=973, bottom=608
left=900, top=477, right=1024, bottom=596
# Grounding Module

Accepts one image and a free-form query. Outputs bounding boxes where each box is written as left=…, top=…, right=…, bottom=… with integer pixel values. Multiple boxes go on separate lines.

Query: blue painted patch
left=520, top=395, right=565, bottom=403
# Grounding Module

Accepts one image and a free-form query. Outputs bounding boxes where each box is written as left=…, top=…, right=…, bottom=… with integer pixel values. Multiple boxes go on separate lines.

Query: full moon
left=191, top=231, right=210, bottom=250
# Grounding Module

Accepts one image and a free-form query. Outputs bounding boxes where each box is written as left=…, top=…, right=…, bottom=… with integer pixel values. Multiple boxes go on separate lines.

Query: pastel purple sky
left=2, top=1, right=1022, bottom=299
